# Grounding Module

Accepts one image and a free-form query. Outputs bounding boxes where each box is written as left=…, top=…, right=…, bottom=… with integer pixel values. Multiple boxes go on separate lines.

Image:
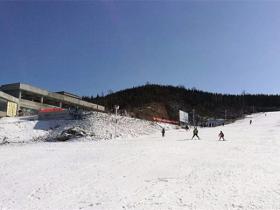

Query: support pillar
left=18, top=90, right=22, bottom=115
left=18, top=90, right=22, bottom=100
left=192, top=109, right=195, bottom=126
left=40, top=97, right=44, bottom=104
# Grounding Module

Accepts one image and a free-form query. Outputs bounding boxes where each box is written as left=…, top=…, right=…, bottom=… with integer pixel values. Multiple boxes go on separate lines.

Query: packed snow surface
left=1, top=112, right=280, bottom=209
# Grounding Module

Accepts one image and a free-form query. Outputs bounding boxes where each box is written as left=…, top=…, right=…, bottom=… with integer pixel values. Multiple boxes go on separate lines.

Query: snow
left=0, top=112, right=162, bottom=143
left=0, top=117, right=46, bottom=143
left=1, top=112, right=280, bottom=209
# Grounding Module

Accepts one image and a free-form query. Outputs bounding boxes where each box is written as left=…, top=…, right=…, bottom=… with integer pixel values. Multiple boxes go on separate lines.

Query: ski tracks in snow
left=1, top=112, right=280, bottom=209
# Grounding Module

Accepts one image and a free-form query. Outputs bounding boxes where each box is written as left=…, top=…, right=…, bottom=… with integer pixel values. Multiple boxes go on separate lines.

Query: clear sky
left=0, top=1, right=280, bottom=96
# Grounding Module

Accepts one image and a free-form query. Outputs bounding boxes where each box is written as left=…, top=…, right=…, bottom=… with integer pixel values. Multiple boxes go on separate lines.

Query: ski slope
left=1, top=112, right=280, bottom=209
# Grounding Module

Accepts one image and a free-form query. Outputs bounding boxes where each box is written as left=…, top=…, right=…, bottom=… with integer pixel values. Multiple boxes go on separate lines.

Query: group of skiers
left=160, top=114, right=262, bottom=141
left=190, top=127, right=225, bottom=141
left=161, top=126, right=225, bottom=141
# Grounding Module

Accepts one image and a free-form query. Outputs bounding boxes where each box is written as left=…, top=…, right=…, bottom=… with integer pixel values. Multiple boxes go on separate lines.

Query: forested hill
left=83, top=84, right=280, bottom=121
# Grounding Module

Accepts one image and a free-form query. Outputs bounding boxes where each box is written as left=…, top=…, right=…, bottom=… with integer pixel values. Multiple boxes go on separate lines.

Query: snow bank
left=45, top=112, right=163, bottom=141
left=0, top=112, right=162, bottom=143
left=0, top=117, right=47, bottom=143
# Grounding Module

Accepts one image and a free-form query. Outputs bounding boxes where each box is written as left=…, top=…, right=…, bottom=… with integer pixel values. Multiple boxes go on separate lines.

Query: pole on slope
left=193, top=109, right=195, bottom=126
left=114, top=105, right=119, bottom=138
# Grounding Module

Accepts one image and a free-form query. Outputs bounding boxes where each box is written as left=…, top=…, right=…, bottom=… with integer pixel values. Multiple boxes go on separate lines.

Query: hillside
left=84, top=84, right=280, bottom=122
left=1, top=112, right=280, bottom=209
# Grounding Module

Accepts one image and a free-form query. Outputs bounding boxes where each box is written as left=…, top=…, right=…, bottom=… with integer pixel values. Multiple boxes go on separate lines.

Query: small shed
left=205, top=118, right=225, bottom=127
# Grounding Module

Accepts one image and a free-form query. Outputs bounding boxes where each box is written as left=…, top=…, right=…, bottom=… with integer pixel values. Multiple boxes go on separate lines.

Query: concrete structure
left=55, top=91, right=82, bottom=100
left=0, top=83, right=105, bottom=117
left=0, top=91, right=19, bottom=117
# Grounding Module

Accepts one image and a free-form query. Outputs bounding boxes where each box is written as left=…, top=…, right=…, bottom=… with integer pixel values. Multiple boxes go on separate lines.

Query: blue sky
left=0, top=1, right=280, bottom=96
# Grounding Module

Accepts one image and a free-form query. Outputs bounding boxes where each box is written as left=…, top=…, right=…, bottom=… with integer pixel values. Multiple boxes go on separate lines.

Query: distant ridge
left=83, top=84, right=280, bottom=122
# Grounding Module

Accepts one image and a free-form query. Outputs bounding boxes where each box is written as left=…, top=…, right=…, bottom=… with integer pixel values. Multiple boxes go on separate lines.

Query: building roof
left=0, top=83, right=105, bottom=111
left=0, top=91, right=19, bottom=103
left=55, top=91, right=81, bottom=100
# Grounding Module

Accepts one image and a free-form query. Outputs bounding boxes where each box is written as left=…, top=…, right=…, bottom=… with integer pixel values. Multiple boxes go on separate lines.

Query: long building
left=0, top=83, right=105, bottom=117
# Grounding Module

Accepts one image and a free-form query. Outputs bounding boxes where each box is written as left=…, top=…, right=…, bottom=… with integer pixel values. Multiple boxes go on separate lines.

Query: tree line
left=83, top=84, right=280, bottom=120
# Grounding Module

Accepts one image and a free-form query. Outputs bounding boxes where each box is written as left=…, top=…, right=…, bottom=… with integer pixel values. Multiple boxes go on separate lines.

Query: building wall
left=0, top=111, right=6, bottom=117
left=0, top=96, right=18, bottom=117
left=0, top=91, right=19, bottom=117
left=0, top=98, right=7, bottom=113
left=7, top=102, right=18, bottom=117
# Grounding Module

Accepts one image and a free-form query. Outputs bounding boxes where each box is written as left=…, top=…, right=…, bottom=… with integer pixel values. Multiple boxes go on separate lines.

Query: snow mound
left=0, top=112, right=162, bottom=143
left=45, top=112, right=162, bottom=141
left=0, top=117, right=47, bottom=143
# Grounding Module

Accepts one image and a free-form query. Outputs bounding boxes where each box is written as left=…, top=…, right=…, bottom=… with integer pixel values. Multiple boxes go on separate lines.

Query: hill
left=83, top=84, right=280, bottom=122
left=1, top=111, right=280, bottom=209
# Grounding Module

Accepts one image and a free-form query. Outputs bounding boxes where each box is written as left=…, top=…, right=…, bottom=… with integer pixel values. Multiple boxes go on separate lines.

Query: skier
left=191, top=127, right=200, bottom=140
left=161, top=127, right=165, bottom=137
left=185, top=124, right=189, bottom=131
left=250, top=120, right=252, bottom=125
left=218, top=131, right=225, bottom=141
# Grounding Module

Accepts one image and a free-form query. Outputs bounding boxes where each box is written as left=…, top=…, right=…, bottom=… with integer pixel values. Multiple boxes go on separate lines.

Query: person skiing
left=218, top=131, right=225, bottom=141
left=192, top=127, right=200, bottom=140
left=161, top=127, right=165, bottom=137
left=250, top=120, right=252, bottom=125
left=185, top=124, right=189, bottom=131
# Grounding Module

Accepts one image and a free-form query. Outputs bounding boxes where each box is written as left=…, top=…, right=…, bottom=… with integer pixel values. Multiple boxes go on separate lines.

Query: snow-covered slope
left=0, top=112, right=162, bottom=143
left=1, top=112, right=280, bottom=210
left=0, top=117, right=47, bottom=143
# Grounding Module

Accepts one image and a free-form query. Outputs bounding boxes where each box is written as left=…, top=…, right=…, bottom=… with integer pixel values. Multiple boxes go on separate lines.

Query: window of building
left=0, top=98, right=8, bottom=112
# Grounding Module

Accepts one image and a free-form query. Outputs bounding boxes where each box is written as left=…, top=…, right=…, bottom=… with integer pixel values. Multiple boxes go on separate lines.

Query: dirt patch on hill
left=130, top=103, right=169, bottom=121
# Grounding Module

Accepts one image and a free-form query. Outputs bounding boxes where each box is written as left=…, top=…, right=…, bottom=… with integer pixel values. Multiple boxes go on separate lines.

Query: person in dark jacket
left=161, top=127, right=165, bottom=137
left=218, top=131, right=225, bottom=141
left=192, top=127, right=200, bottom=140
